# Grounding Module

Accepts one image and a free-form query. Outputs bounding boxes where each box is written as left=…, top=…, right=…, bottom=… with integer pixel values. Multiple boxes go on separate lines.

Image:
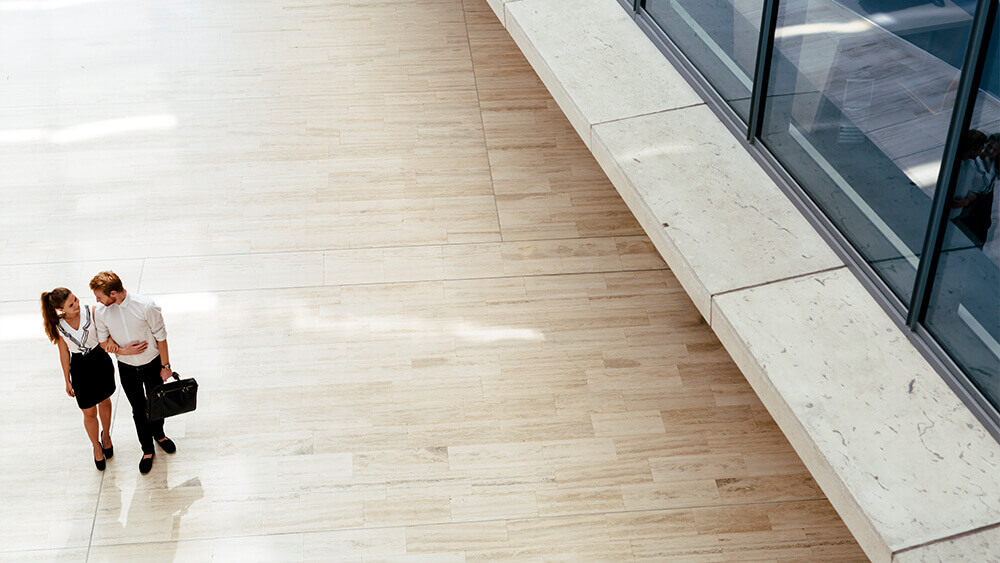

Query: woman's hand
left=66, top=382, right=75, bottom=398
left=105, top=340, right=119, bottom=354
left=119, top=340, right=148, bottom=356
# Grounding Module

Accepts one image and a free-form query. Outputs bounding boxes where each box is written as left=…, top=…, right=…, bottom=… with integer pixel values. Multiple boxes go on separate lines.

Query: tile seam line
left=136, top=258, right=147, bottom=294
left=0, top=547, right=88, bottom=556
left=460, top=0, right=505, bottom=243
left=75, top=497, right=832, bottom=552
left=141, top=265, right=671, bottom=294
left=86, top=382, right=123, bottom=563
left=0, top=266, right=670, bottom=304
left=893, top=521, right=1000, bottom=558
left=0, top=89, right=493, bottom=112
left=0, top=234, right=652, bottom=267
left=83, top=246, right=132, bottom=561
left=589, top=102, right=707, bottom=131
left=709, top=265, right=848, bottom=302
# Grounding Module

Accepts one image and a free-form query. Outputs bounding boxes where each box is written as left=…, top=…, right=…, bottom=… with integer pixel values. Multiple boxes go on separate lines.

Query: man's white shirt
left=94, top=292, right=167, bottom=367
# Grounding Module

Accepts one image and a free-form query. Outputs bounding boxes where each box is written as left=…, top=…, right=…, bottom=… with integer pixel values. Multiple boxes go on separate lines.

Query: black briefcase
left=146, top=372, right=198, bottom=421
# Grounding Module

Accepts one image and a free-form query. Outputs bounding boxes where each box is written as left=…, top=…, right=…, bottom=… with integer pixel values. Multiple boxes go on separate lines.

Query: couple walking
left=40, top=271, right=177, bottom=474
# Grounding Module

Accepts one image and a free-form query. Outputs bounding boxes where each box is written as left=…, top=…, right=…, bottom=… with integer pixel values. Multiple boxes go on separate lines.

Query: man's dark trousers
left=118, top=356, right=166, bottom=455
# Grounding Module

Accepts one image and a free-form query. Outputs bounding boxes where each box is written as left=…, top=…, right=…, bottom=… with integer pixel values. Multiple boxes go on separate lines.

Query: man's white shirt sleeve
left=145, top=301, right=168, bottom=341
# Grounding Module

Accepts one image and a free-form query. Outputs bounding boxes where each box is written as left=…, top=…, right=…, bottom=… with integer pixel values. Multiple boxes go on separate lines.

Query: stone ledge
left=504, top=0, right=701, bottom=148
left=591, top=106, right=843, bottom=321
left=486, top=0, right=517, bottom=26
left=712, top=270, right=1000, bottom=561
left=495, top=0, right=1000, bottom=561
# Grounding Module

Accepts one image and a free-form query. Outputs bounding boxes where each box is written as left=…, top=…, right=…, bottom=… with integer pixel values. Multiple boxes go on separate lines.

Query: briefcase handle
left=158, top=371, right=182, bottom=386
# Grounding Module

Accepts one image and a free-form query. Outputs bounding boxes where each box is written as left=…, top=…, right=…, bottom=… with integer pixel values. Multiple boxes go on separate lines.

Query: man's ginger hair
left=89, top=271, right=125, bottom=294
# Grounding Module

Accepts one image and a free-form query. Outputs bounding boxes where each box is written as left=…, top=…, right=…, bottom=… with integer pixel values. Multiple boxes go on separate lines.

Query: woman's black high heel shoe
left=94, top=453, right=106, bottom=471
left=101, top=438, right=113, bottom=460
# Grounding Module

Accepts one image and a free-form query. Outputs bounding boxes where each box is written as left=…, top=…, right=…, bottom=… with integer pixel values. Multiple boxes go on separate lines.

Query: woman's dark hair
left=959, top=129, right=988, bottom=159
left=41, top=287, right=71, bottom=344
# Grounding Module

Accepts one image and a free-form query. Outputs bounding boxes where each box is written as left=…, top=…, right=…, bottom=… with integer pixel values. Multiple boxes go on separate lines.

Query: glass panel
left=925, top=15, right=1000, bottom=411
left=760, top=0, right=976, bottom=302
left=644, top=0, right=764, bottom=120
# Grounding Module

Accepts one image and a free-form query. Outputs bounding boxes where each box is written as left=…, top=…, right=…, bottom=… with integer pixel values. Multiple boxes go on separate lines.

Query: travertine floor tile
left=506, top=514, right=611, bottom=547
left=620, top=480, right=722, bottom=511
left=405, top=521, right=509, bottom=552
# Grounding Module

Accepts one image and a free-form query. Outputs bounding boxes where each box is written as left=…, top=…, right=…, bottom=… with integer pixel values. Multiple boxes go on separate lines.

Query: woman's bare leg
left=98, top=398, right=112, bottom=446
left=82, top=406, right=103, bottom=460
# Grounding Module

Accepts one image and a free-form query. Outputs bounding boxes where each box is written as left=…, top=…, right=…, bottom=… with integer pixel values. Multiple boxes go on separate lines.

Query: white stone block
left=893, top=526, right=1000, bottom=562
left=486, top=0, right=518, bottom=25
left=592, top=105, right=843, bottom=320
left=712, top=268, right=1000, bottom=562
left=504, top=0, right=702, bottom=147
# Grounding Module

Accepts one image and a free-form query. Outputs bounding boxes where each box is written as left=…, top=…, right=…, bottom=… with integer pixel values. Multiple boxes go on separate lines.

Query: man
left=90, top=271, right=177, bottom=474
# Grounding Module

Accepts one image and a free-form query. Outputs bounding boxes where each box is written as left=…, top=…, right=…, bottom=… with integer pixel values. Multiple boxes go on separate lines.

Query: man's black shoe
left=139, top=453, right=154, bottom=474
left=155, top=437, right=176, bottom=454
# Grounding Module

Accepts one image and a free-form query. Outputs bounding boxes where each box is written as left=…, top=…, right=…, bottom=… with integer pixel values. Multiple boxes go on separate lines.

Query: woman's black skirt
left=69, top=347, right=116, bottom=409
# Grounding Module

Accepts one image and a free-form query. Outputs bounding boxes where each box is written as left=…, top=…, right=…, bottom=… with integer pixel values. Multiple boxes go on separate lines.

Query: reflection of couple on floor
left=952, top=130, right=999, bottom=263
left=101, top=465, right=204, bottom=548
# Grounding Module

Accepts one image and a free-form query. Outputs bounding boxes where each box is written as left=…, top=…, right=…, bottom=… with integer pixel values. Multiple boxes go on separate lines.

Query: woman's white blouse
left=58, top=305, right=100, bottom=354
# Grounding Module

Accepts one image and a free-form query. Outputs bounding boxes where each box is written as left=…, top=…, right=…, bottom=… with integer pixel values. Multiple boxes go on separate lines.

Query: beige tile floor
left=0, top=0, right=865, bottom=560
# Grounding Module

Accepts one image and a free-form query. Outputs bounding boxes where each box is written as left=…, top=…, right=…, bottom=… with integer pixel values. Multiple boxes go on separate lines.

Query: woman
left=40, top=288, right=145, bottom=470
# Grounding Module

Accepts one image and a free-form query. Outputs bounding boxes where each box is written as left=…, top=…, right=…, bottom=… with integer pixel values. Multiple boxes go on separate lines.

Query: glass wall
left=631, top=0, right=999, bottom=425
left=925, top=15, right=1000, bottom=410
left=760, top=0, right=975, bottom=302
left=644, top=0, right=764, bottom=120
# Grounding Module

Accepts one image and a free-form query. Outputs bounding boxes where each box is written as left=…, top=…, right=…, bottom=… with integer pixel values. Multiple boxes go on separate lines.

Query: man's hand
left=120, top=341, right=148, bottom=356
left=160, top=367, right=173, bottom=382
left=66, top=382, right=75, bottom=397
left=952, top=193, right=980, bottom=208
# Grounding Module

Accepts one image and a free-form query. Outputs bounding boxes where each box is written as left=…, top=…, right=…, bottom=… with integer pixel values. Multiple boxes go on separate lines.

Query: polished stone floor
left=0, top=0, right=864, bottom=560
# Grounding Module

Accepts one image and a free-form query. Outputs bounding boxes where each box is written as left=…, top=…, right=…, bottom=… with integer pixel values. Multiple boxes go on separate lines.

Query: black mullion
left=907, top=0, right=998, bottom=328
left=746, top=0, right=780, bottom=142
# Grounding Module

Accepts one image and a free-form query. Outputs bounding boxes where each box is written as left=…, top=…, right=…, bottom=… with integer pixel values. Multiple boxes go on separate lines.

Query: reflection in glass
left=760, top=0, right=975, bottom=302
left=644, top=0, right=763, bottom=120
left=926, top=15, right=1000, bottom=411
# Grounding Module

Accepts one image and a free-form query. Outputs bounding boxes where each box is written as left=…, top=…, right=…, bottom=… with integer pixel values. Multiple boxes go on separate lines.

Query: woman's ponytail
left=41, top=288, right=70, bottom=344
